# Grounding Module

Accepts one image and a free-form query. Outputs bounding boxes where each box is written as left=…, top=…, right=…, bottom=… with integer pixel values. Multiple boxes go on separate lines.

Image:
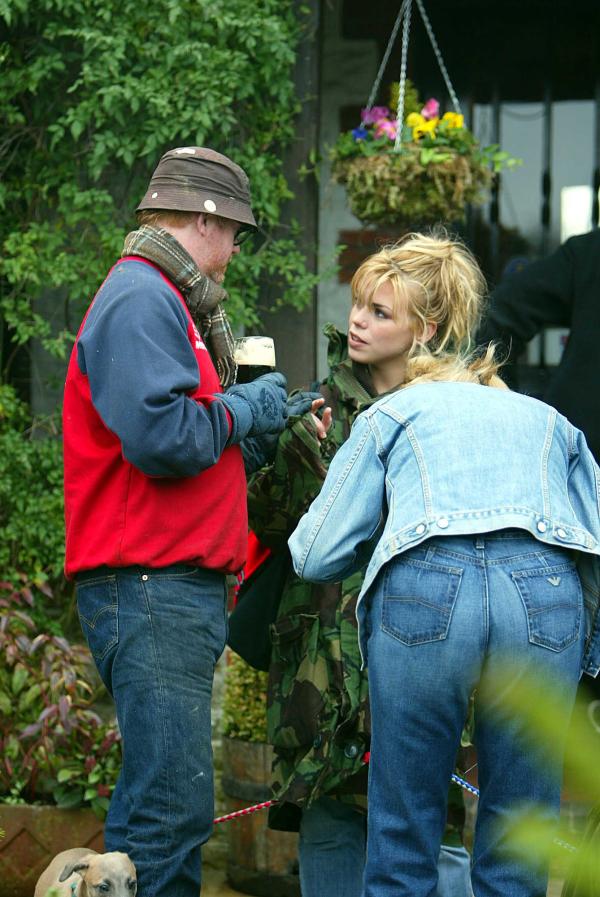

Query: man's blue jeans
left=299, top=795, right=472, bottom=897
left=76, top=565, right=227, bottom=897
left=364, top=531, right=584, bottom=897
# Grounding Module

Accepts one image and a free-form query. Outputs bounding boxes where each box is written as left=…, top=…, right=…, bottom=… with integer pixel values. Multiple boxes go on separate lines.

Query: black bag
left=227, top=546, right=292, bottom=671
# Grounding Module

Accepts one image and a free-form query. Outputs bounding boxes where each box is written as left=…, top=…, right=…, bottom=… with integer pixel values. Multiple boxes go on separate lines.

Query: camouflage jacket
left=247, top=326, right=372, bottom=830
left=248, top=325, right=466, bottom=841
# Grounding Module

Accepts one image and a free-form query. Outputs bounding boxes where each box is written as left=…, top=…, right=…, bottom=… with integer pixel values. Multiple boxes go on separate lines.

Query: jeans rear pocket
left=382, top=556, right=463, bottom=646
left=76, top=577, right=119, bottom=663
left=512, top=563, right=582, bottom=651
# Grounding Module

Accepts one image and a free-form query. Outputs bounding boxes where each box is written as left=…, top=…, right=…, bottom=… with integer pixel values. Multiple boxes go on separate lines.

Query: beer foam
left=234, top=336, right=276, bottom=367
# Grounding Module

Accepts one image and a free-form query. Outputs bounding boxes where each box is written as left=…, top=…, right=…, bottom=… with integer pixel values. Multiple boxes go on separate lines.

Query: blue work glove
left=240, top=432, right=279, bottom=474
left=240, top=390, right=320, bottom=473
left=286, top=389, right=321, bottom=417
left=221, top=372, right=288, bottom=444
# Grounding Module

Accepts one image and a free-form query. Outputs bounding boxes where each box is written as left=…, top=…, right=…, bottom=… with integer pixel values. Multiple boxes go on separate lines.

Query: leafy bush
left=0, top=579, right=120, bottom=818
left=1, top=0, right=319, bottom=370
left=222, top=651, right=268, bottom=742
left=0, top=384, right=65, bottom=591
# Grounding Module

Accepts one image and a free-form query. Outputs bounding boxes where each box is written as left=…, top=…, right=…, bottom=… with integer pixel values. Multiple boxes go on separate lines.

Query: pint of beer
left=234, top=336, right=276, bottom=383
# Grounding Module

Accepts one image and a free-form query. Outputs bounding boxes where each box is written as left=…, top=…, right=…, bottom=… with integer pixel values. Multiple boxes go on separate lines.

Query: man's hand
left=221, top=372, right=288, bottom=443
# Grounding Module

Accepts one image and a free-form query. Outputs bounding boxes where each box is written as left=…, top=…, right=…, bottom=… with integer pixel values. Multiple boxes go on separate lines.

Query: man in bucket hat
left=63, top=147, right=291, bottom=897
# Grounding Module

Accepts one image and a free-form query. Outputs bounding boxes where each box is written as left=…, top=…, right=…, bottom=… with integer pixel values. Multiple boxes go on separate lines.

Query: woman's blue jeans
left=299, top=795, right=472, bottom=897
left=364, top=531, right=584, bottom=897
left=76, top=565, right=227, bottom=897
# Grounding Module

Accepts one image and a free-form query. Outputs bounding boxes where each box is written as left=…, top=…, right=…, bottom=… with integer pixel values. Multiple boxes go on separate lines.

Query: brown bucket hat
left=137, top=146, right=256, bottom=228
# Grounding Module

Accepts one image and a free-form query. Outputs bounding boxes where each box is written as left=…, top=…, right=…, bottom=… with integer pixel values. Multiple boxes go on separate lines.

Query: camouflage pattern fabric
left=247, top=325, right=467, bottom=842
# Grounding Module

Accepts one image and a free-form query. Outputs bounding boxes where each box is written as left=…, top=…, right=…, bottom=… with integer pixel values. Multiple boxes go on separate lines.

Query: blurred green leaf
left=480, top=664, right=600, bottom=894
left=480, top=667, right=600, bottom=801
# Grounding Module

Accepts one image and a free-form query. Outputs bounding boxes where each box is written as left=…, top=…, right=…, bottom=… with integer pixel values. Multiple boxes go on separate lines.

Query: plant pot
left=332, top=146, right=493, bottom=228
left=221, top=737, right=300, bottom=897
left=0, top=804, right=104, bottom=897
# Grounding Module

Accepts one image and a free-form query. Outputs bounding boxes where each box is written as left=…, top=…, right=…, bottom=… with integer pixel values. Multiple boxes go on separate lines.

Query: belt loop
left=475, top=535, right=485, bottom=550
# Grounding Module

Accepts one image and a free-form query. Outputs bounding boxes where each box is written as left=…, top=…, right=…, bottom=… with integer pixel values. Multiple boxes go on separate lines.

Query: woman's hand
left=310, top=397, right=332, bottom=440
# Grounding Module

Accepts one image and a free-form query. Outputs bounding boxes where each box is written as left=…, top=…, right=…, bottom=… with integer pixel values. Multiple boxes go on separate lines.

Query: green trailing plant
left=330, top=81, right=520, bottom=226
left=0, top=579, right=120, bottom=818
left=222, top=651, right=268, bottom=743
left=0, top=0, right=320, bottom=379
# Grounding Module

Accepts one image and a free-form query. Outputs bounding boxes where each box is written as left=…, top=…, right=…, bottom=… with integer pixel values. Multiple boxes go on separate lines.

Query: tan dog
left=34, top=848, right=137, bottom=897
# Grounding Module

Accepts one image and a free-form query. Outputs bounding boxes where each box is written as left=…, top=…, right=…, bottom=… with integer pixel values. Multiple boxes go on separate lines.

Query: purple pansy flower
left=361, top=106, right=391, bottom=125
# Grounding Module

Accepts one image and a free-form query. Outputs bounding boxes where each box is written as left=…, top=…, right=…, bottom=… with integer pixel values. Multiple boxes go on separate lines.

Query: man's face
left=201, top=216, right=241, bottom=283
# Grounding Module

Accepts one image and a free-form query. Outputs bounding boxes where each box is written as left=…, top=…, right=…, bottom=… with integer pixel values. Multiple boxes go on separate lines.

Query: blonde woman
left=290, top=232, right=600, bottom=897
left=249, top=231, right=490, bottom=897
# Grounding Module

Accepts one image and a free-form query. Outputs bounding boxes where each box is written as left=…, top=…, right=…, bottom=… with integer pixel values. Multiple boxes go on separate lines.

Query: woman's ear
left=422, top=321, right=437, bottom=344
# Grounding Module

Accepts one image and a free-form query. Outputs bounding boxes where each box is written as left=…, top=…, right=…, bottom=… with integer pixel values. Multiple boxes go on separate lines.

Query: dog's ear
left=59, top=861, right=89, bottom=882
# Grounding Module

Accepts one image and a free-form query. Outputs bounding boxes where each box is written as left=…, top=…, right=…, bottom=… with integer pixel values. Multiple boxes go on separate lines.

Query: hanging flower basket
left=330, top=0, right=521, bottom=230
left=331, top=89, right=520, bottom=228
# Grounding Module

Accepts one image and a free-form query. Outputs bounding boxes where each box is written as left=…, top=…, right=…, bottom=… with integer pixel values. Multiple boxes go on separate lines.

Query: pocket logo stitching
left=547, top=575, right=561, bottom=586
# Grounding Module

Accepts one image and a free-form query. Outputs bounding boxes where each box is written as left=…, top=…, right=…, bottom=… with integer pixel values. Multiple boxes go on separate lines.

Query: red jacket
left=63, top=258, right=247, bottom=576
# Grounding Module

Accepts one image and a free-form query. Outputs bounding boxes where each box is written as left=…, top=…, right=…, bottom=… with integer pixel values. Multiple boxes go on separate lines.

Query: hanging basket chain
left=362, top=0, right=463, bottom=152
left=364, top=0, right=410, bottom=115
left=394, top=0, right=413, bottom=152
left=414, top=0, right=462, bottom=115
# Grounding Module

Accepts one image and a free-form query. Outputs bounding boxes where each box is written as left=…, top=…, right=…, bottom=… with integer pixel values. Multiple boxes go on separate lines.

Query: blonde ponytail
left=405, top=344, right=506, bottom=389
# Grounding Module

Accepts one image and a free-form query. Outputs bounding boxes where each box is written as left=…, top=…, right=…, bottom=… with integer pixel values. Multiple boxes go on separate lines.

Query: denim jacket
left=289, top=382, right=600, bottom=677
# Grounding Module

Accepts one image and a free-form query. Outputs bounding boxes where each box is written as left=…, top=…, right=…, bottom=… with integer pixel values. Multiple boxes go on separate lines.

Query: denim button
left=344, top=742, right=359, bottom=759
left=415, top=524, right=426, bottom=535
left=437, top=517, right=449, bottom=529
left=556, top=527, right=567, bottom=539
left=142, top=574, right=149, bottom=581
left=537, top=521, right=547, bottom=533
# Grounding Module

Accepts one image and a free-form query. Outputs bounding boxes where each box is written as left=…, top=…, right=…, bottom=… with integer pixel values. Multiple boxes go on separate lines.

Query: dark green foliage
left=0, top=385, right=65, bottom=587
left=0, top=0, right=318, bottom=367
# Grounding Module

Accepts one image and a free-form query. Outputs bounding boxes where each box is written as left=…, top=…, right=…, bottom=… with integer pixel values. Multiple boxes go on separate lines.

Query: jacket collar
left=324, top=323, right=373, bottom=409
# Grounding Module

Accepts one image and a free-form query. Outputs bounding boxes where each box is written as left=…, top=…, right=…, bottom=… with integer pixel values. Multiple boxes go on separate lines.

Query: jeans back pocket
left=382, top=556, right=463, bottom=646
left=512, top=563, right=582, bottom=652
left=76, top=576, right=119, bottom=666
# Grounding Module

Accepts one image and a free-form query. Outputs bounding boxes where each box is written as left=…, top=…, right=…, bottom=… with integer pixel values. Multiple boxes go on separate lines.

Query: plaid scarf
left=122, top=225, right=237, bottom=387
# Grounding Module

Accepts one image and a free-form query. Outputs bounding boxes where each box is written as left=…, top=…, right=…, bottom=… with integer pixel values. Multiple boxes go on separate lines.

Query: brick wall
left=337, top=228, right=411, bottom=283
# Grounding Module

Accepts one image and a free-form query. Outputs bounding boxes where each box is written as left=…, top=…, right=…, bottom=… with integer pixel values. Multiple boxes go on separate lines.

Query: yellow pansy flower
left=406, top=112, right=425, bottom=128
left=442, top=112, right=465, bottom=129
left=413, top=117, right=438, bottom=140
